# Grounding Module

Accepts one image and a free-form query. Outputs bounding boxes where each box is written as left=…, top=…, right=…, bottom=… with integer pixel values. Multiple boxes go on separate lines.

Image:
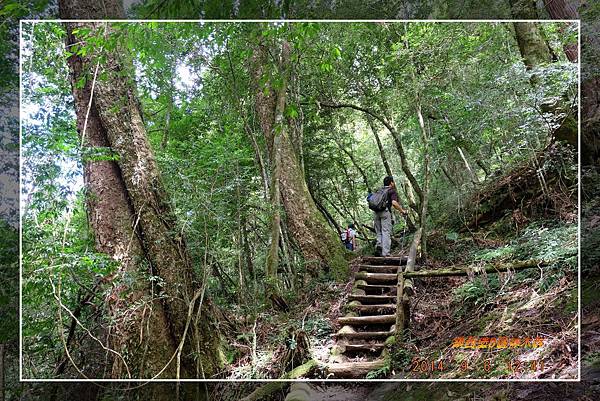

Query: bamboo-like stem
left=403, top=259, right=550, bottom=278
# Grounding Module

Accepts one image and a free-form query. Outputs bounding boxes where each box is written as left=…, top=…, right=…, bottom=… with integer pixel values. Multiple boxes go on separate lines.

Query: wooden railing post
left=396, top=227, right=422, bottom=340
left=395, top=271, right=405, bottom=340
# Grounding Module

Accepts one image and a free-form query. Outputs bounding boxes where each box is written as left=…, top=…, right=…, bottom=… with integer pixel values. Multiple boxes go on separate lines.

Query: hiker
left=368, top=176, right=408, bottom=257
left=341, top=223, right=357, bottom=251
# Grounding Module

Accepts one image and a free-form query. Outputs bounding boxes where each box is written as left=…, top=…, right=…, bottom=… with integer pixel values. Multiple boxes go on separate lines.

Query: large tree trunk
left=582, top=78, right=600, bottom=165
left=59, top=4, right=180, bottom=381
left=543, top=0, right=579, bottom=62
left=252, top=37, right=348, bottom=279
left=512, top=22, right=553, bottom=69
left=264, top=49, right=288, bottom=309
left=89, top=23, right=224, bottom=378
left=59, top=11, right=223, bottom=379
left=511, top=18, right=578, bottom=149
left=509, top=0, right=559, bottom=70
left=61, top=20, right=178, bottom=379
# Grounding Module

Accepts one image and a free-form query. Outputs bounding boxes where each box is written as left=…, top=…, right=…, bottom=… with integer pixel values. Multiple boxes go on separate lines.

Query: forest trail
left=325, top=256, right=409, bottom=378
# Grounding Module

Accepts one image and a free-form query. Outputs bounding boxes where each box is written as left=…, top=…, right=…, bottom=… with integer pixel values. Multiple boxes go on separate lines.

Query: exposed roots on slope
left=454, top=143, right=576, bottom=231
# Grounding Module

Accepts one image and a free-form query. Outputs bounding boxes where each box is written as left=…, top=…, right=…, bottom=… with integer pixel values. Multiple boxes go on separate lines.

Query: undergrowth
left=404, top=217, right=579, bottom=380
left=451, top=220, right=577, bottom=313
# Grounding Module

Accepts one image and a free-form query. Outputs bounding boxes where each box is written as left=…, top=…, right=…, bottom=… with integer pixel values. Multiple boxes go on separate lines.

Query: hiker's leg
left=374, top=213, right=382, bottom=248
left=381, top=210, right=392, bottom=256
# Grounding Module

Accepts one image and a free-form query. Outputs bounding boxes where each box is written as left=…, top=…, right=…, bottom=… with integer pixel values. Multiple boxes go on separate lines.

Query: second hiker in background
left=367, top=176, right=408, bottom=257
left=341, top=223, right=357, bottom=251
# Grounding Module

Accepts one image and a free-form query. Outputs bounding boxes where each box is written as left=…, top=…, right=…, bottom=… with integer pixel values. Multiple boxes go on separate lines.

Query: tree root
left=238, top=360, right=319, bottom=401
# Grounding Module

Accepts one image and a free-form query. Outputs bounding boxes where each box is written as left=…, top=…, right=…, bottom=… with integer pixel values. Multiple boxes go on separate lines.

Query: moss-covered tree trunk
left=89, top=24, right=224, bottom=378
left=510, top=18, right=577, bottom=149
left=59, top=8, right=223, bottom=379
left=508, top=0, right=557, bottom=70
left=58, top=3, right=183, bottom=379
left=512, top=22, right=553, bottom=69
left=62, top=21, right=181, bottom=380
left=252, top=37, right=348, bottom=279
left=278, top=124, right=349, bottom=278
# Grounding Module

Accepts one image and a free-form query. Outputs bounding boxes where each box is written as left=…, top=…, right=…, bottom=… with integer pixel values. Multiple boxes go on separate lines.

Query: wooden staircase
left=325, top=256, right=407, bottom=378
left=317, top=255, right=547, bottom=380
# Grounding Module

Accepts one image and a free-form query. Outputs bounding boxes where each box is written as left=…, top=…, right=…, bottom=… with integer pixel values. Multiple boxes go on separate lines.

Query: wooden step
left=357, top=264, right=401, bottom=273
left=343, top=343, right=386, bottom=352
left=354, top=283, right=397, bottom=292
left=324, top=359, right=386, bottom=378
left=362, top=256, right=407, bottom=265
left=347, top=294, right=396, bottom=304
left=355, top=272, right=397, bottom=283
left=334, top=330, right=393, bottom=340
left=346, top=304, right=396, bottom=314
left=338, top=314, right=396, bottom=325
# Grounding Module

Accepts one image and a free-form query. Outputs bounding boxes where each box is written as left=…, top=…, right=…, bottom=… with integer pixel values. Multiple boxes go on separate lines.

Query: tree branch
left=316, top=100, right=424, bottom=205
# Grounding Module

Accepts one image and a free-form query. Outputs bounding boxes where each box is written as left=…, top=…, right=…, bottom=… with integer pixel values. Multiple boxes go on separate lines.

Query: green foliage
left=303, top=316, right=333, bottom=339
left=512, top=222, right=577, bottom=264
left=474, top=245, right=515, bottom=261
left=388, top=344, right=413, bottom=374
left=445, top=231, right=459, bottom=241
left=365, top=362, right=391, bottom=379
left=452, top=220, right=577, bottom=315
left=453, top=275, right=501, bottom=312
left=471, top=222, right=577, bottom=266
left=21, top=193, right=120, bottom=377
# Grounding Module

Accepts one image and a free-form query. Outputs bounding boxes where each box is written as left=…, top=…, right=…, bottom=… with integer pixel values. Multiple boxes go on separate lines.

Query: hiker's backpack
left=367, top=186, right=391, bottom=212
left=367, top=187, right=390, bottom=212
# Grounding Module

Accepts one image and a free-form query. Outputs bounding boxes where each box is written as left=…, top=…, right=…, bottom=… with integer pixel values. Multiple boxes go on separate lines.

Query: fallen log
left=403, top=259, right=551, bottom=278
